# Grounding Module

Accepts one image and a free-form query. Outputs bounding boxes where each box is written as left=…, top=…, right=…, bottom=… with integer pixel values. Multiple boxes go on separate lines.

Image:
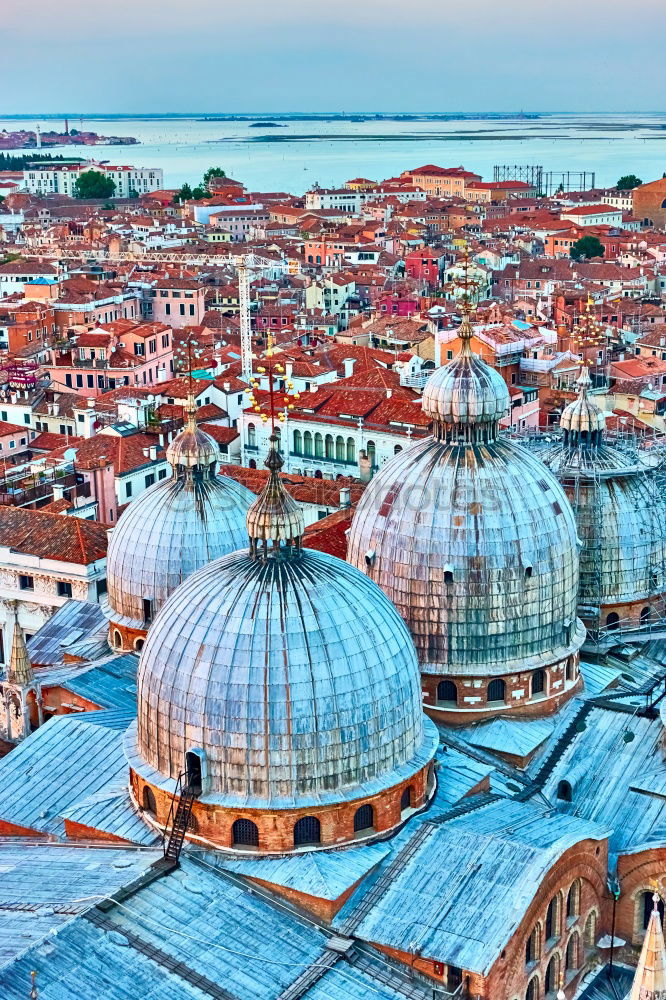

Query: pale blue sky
left=3, top=0, right=665, bottom=113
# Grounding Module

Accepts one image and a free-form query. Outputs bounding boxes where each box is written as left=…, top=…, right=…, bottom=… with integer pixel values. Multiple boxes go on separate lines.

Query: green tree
left=570, top=235, right=605, bottom=261
left=0, top=194, right=4, bottom=206
left=73, top=170, right=116, bottom=199
left=174, top=182, right=193, bottom=203
left=191, top=185, right=210, bottom=200
left=203, top=166, right=226, bottom=186
left=616, top=174, right=642, bottom=190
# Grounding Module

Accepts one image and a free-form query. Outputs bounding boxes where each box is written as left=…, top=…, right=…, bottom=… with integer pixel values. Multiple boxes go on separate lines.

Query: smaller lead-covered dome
left=422, top=352, right=510, bottom=430
left=422, top=311, right=509, bottom=443
left=106, top=396, right=253, bottom=633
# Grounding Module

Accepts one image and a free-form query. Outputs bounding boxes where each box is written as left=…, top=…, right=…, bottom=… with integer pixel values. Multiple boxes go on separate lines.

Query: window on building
left=544, top=953, right=560, bottom=995
left=57, top=581, right=73, bottom=598
left=606, top=612, right=620, bottom=630
left=400, top=786, right=413, bottom=814
left=437, top=679, right=457, bottom=706
left=567, top=880, right=580, bottom=919
left=353, top=804, right=374, bottom=834
left=145, top=474, right=155, bottom=488
left=158, top=468, right=167, bottom=480
left=293, top=816, right=321, bottom=847
left=19, top=575, right=34, bottom=591
left=232, top=818, right=259, bottom=849
left=545, top=895, right=559, bottom=942
left=557, top=780, right=573, bottom=803
left=531, top=669, right=546, bottom=698
left=643, top=892, right=665, bottom=930
left=96, top=578, right=107, bottom=599
left=142, top=786, right=157, bottom=815
left=487, top=678, right=506, bottom=704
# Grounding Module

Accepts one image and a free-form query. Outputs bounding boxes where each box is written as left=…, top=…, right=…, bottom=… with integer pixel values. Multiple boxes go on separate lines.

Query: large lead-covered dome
left=132, top=438, right=436, bottom=813
left=106, top=397, right=253, bottom=637
left=347, top=309, right=584, bottom=689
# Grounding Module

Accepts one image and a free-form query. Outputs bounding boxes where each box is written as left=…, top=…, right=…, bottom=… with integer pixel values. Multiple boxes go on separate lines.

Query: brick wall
left=421, top=658, right=582, bottom=726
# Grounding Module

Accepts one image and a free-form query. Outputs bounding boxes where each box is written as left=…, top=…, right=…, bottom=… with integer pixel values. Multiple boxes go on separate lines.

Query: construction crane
left=20, top=247, right=286, bottom=382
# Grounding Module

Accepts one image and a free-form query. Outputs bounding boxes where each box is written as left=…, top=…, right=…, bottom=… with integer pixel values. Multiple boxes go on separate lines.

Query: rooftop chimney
left=339, top=487, right=351, bottom=508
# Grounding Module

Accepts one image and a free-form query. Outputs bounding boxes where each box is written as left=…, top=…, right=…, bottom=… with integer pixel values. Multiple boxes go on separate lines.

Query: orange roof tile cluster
left=0, top=507, right=107, bottom=564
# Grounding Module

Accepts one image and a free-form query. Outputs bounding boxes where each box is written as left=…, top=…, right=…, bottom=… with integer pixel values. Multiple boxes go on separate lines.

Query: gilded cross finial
left=173, top=332, right=208, bottom=429
left=445, top=242, right=482, bottom=349
left=245, top=333, right=300, bottom=433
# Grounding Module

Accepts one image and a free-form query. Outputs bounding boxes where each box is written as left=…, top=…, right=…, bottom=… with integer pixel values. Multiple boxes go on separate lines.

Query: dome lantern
left=247, top=434, right=305, bottom=559
left=559, top=366, right=606, bottom=449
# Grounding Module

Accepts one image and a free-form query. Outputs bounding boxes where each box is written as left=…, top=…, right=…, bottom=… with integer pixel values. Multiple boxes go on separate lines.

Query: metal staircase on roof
left=163, top=771, right=198, bottom=864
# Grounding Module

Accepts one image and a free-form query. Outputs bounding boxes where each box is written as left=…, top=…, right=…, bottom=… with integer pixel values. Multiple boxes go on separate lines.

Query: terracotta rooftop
left=0, top=506, right=107, bottom=564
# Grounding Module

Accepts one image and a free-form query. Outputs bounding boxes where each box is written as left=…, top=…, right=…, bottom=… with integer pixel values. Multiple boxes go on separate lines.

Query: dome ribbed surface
left=107, top=474, right=253, bottom=628
left=135, top=548, right=432, bottom=807
left=347, top=436, right=583, bottom=676
left=422, top=353, right=510, bottom=429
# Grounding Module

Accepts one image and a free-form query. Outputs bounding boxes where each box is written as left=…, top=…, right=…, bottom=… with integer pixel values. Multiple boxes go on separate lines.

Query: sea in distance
left=1, top=112, right=666, bottom=192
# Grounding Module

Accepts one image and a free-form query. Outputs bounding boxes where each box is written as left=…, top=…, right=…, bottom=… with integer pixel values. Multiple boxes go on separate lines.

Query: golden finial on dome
left=245, top=333, right=300, bottom=429
left=446, top=242, right=482, bottom=352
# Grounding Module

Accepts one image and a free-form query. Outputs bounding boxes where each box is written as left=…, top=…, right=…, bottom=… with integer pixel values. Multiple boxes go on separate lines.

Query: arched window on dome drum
left=526, top=975, right=539, bottom=1000
left=303, top=431, right=313, bottom=457
left=557, top=780, right=573, bottom=803
left=185, top=751, right=203, bottom=795
left=353, top=804, right=374, bottom=834
left=143, top=598, right=153, bottom=625
left=394, top=444, right=402, bottom=455
left=566, top=658, right=573, bottom=681
left=134, top=638, right=144, bottom=653
left=531, top=669, right=546, bottom=698
left=247, top=423, right=256, bottom=448
left=142, top=785, right=156, bottom=815
left=545, top=953, right=559, bottom=995
left=248, top=459, right=256, bottom=470
left=437, top=680, right=457, bottom=706
left=584, top=910, right=597, bottom=949
left=293, top=429, right=302, bottom=455
left=232, top=818, right=259, bottom=849
left=641, top=606, right=650, bottom=625
left=325, top=434, right=334, bottom=459
left=400, top=786, right=413, bottom=814
left=606, top=612, right=620, bottom=631
left=566, top=931, right=580, bottom=971
left=335, top=435, right=345, bottom=461
left=346, top=437, right=355, bottom=463
left=314, top=432, right=324, bottom=458
left=112, top=629, right=122, bottom=649
left=487, top=678, right=505, bottom=704
left=314, top=469, right=322, bottom=479
left=294, top=816, right=321, bottom=847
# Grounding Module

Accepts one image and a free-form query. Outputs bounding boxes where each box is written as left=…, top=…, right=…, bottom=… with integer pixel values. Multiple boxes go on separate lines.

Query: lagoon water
left=1, top=113, right=666, bottom=193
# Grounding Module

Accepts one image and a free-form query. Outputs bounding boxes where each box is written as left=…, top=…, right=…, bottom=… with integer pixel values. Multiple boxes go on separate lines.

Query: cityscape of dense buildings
left=0, top=153, right=666, bottom=1000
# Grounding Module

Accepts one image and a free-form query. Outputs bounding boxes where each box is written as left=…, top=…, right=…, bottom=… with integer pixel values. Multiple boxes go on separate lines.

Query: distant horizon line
left=1, top=110, right=663, bottom=119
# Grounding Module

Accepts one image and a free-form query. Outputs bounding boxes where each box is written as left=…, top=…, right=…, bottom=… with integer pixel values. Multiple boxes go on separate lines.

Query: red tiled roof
left=303, top=506, right=355, bottom=560
left=0, top=507, right=107, bottom=564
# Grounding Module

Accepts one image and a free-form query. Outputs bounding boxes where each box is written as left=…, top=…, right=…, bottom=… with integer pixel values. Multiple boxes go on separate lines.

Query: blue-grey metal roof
left=211, top=842, right=389, bottom=900
left=27, top=600, right=108, bottom=667
left=463, top=717, right=554, bottom=758
left=59, top=653, right=138, bottom=712
left=61, top=782, right=159, bottom=847
left=579, top=659, right=623, bottom=696
left=539, top=704, right=666, bottom=860
left=435, top=746, right=494, bottom=807
left=0, top=842, right=158, bottom=967
left=0, top=714, right=128, bottom=837
left=332, top=797, right=607, bottom=975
